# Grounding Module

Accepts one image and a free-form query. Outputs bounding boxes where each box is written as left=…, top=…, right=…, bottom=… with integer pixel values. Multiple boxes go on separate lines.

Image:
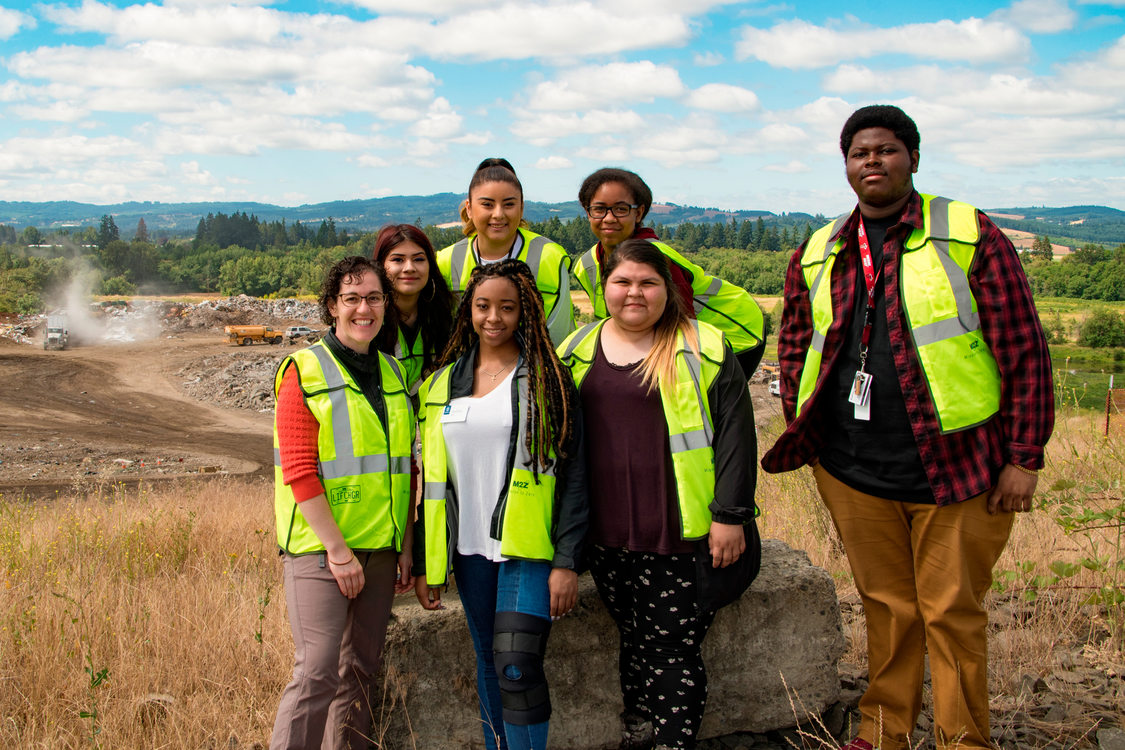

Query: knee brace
left=492, top=611, right=552, bottom=726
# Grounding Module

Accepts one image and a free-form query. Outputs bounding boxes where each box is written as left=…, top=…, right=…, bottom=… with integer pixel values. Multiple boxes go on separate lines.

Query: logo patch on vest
left=512, top=480, right=530, bottom=489
left=329, top=485, right=362, bottom=505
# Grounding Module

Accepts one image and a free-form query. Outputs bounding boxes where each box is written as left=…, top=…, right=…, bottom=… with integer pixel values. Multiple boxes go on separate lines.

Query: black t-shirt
left=818, top=215, right=934, bottom=503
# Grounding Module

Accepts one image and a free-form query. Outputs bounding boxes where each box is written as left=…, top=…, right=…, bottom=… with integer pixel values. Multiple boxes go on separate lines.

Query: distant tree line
left=0, top=211, right=817, bottom=315
left=1023, top=238, right=1125, bottom=302
left=193, top=212, right=350, bottom=250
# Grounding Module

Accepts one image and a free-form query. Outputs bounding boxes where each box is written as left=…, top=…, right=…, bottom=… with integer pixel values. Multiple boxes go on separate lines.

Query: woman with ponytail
left=438, top=158, right=575, bottom=346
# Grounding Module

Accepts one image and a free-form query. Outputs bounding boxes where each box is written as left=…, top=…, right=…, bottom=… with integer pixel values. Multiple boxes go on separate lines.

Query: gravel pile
left=178, top=351, right=283, bottom=412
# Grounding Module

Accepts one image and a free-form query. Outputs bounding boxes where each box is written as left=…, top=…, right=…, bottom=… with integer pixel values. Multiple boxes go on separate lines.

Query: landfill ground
left=0, top=296, right=783, bottom=498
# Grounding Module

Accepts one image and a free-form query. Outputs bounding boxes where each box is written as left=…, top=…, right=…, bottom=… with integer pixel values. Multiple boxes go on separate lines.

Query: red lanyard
left=856, top=218, right=880, bottom=369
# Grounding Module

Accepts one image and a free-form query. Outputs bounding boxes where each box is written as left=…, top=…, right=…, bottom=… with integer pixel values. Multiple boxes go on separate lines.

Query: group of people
left=268, top=104, right=1054, bottom=750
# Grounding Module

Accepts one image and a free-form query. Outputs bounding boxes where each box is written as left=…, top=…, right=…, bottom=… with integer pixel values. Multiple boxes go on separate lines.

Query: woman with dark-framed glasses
left=573, top=167, right=767, bottom=377
left=270, top=255, right=415, bottom=750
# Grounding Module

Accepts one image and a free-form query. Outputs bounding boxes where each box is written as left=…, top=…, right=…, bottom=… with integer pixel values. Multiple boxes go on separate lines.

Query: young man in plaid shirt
left=763, top=105, right=1053, bottom=750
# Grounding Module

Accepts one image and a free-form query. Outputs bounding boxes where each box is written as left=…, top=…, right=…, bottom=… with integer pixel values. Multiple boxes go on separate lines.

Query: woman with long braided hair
left=412, top=259, right=586, bottom=750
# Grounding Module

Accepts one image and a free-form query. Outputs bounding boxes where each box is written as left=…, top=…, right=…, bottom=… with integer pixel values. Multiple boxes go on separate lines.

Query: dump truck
left=225, top=325, right=285, bottom=346
left=44, top=313, right=69, bottom=350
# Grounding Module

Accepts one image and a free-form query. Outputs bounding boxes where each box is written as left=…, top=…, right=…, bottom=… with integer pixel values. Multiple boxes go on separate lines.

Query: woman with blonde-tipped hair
left=558, top=239, right=760, bottom=750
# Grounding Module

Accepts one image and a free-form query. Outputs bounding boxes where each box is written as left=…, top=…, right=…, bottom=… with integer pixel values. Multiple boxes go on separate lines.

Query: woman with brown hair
left=437, top=158, right=574, bottom=346
left=559, top=239, right=760, bottom=750
left=372, top=222, right=455, bottom=393
left=270, top=256, right=414, bottom=750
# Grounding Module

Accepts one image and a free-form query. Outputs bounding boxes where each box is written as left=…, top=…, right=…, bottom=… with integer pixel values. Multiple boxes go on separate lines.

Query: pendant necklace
left=480, top=355, right=518, bottom=383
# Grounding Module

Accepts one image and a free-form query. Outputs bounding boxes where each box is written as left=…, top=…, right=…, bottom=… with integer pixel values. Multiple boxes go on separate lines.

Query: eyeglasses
left=336, top=292, right=388, bottom=308
left=586, top=203, right=639, bottom=219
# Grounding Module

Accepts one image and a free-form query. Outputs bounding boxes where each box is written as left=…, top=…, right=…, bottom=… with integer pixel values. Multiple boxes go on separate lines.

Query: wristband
left=328, top=553, right=355, bottom=566
left=1010, top=463, right=1038, bottom=476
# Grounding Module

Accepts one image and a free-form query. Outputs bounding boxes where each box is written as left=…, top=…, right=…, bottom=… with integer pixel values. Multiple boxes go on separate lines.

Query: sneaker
left=840, top=739, right=874, bottom=750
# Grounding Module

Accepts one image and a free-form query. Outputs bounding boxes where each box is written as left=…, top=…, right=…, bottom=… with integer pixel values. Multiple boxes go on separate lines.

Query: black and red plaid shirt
left=761, top=192, right=1054, bottom=505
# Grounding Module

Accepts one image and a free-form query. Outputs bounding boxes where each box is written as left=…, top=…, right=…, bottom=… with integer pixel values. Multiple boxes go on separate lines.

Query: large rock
left=379, top=540, right=844, bottom=749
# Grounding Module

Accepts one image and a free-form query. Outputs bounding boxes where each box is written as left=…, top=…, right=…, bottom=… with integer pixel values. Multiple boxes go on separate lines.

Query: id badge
left=440, top=403, right=469, bottom=423
left=848, top=370, right=873, bottom=406
left=848, top=371, right=873, bottom=421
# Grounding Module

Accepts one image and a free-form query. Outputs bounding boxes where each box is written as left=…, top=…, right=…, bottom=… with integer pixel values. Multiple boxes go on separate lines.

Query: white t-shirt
left=441, top=368, right=515, bottom=561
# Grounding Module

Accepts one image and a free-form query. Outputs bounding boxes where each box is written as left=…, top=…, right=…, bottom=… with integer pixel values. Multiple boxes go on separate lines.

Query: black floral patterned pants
left=588, top=545, right=716, bottom=749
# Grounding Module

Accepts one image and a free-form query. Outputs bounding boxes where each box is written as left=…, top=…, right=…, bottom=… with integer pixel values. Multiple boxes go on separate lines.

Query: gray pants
left=270, top=550, right=397, bottom=750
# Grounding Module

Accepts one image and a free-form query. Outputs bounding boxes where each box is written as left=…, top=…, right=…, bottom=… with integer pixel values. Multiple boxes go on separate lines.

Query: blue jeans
left=453, top=553, right=551, bottom=750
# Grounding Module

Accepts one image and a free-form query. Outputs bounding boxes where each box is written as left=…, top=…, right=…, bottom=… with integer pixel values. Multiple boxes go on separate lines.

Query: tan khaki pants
left=270, top=550, right=397, bottom=750
left=814, top=465, right=1013, bottom=750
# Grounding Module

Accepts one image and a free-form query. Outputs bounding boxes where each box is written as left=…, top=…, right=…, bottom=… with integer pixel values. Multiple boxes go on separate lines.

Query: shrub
left=1078, top=308, right=1125, bottom=348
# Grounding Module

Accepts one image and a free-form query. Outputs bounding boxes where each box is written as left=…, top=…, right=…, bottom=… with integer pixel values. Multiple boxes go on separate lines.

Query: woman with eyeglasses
left=559, top=240, right=760, bottom=750
left=438, top=158, right=575, bottom=346
left=270, top=256, right=415, bottom=750
left=413, top=259, right=587, bottom=750
left=373, top=223, right=456, bottom=394
left=574, top=167, right=767, bottom=377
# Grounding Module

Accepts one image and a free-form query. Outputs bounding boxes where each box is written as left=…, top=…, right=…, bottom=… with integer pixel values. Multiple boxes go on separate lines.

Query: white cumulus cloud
left=685, top=83, right=760, bottom=112
left=991, top=0, right=1077, bottom=33
left=0, top=7, right=34, bottom=39
left=535, top=156, right=574, bottom=169
left=527, top=61, right=685, bottom=111
left=735, top=17, right=1030, bottom=68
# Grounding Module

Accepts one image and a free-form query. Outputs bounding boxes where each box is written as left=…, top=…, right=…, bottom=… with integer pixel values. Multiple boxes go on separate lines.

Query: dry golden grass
left=0, top=478, right=288, bottom=749
left=2, top=410, right=1121, bottom=748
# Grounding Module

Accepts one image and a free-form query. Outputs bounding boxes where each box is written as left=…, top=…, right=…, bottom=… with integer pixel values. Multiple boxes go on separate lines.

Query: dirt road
left=0, top=332, right=276, bottom=497
left=0, top=328, right=782, bottom=499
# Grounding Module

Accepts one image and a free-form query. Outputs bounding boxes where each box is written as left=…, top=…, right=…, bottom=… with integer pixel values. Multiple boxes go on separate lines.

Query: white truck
left=44, top=313, right=69, bottom=350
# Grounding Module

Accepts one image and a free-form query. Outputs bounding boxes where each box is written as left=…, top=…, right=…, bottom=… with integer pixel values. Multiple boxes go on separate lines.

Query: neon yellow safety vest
left=796, top=194, right=1001, bottom=434
left=417, top=361, right=557, bottom=585
left=437, top=228, right=574, bottom=345
left=558, top=319, right=724, bottom=539
left=573, top=239, right=765, bottom=355
left=393, top=325, right=425, bottom=396
left=273, top=341, right=414, bottom=555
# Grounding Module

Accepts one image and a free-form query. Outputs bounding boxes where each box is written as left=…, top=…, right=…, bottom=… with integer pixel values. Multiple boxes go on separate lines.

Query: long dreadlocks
left=436, top=259, right=578, bottom=479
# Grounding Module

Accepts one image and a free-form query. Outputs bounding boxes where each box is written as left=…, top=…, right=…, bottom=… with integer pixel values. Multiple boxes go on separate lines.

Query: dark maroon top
left=580, top=337, right=694, bottom=554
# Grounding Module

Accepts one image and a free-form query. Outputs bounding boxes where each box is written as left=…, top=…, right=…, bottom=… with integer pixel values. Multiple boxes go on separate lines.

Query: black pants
left=588, top=545, right=716, bottom=749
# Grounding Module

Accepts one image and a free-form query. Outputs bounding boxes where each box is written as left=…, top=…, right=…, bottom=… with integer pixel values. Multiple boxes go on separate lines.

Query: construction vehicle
left=225, top=324, right=285, bottom=346
left=44, top=313, right=69, bottom=350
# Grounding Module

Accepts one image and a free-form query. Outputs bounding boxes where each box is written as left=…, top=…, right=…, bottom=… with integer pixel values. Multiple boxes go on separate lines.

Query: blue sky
left=1, top=0, right=1123, bottom=216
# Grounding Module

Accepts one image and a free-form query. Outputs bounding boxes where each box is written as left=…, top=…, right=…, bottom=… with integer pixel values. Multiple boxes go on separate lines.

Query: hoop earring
left=426, top=280, right=436, bottom=302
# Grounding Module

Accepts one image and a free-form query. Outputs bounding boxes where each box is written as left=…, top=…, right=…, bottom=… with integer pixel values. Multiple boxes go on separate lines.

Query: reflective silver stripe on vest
left=909, top=197, right=981, bottom=345
left=693, top=277, right=722, bottom=314
left=274, top=447, right=282, bottom=466
left=679, top=324, right=714, bottom=445
left=307, top=345, right=406, bottom=481
left=810, top=329, right=827, bottom=354
left=321, top=453, right=391, bottom=480
left=423, top=481, right=447, bottom=500
left=806, top=215, right=848, bottom=304
left=384, top=352, right=405, bottom=386
left=524, top=234, right=548, bottom=272
left=562, top=321, right=601, bottom=359
left=669, top=428, right=710, bottom=453
left=450, top=238, right=471, bottom=292
left=578, top=251, right=598, bottom=297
